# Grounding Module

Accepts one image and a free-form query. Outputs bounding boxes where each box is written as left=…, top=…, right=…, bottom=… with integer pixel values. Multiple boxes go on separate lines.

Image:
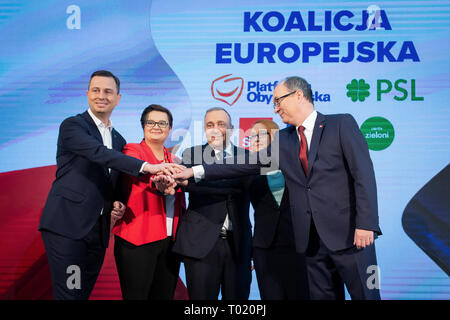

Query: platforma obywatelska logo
left=211, top=74, right=244, bottom=106
left=346, top=79, right=370, bottom=102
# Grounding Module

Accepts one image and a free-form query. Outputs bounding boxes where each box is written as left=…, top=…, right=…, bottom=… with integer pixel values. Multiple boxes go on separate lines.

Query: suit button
left=306, top=210, right=312, bottom=215
left=306, top=186, right=311, bottom=191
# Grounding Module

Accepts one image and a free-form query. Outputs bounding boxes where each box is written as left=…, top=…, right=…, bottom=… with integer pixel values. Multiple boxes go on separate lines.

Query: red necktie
left=298, top=126, right=308, bottom=176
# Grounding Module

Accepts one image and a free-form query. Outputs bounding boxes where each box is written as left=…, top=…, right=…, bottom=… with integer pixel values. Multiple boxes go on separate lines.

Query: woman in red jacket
left=112, top=104, right=186, bottom=300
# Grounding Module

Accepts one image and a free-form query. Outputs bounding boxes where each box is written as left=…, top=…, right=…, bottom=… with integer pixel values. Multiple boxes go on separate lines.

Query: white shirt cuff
left=139, top=162, right=149, bottom=174
left=192, top=165, right=205, bottom=182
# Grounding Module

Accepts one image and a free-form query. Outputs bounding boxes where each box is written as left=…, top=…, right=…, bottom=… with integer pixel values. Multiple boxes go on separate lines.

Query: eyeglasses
left=273, top=90, right=296, bottom=108
left=144, top=120, right=169, bottom=128
left=248, top=132, right=269, bottom=140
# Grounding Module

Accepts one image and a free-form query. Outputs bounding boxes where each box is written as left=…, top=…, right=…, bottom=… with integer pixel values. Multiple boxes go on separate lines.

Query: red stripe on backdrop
left=0, top=165, right=188, bottom=300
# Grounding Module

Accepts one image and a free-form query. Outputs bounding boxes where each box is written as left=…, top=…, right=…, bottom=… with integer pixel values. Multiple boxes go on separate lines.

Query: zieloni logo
left=211, top=74, right=244, bottom=106
left=360, top=116, right=395, bottom=151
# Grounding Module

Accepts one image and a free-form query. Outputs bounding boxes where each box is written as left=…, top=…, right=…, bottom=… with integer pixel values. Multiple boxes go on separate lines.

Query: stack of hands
left=146, top=163, right=194, bottom=196
left=111, top=163, right=194, bottom=226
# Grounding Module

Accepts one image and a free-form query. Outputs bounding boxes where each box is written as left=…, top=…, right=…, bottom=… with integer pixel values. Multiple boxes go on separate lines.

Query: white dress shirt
left=296, top=110, right=318, bottom=150
left=88, top=108, right=113, bottom=150
left=88, top=109, right=113, bottom=215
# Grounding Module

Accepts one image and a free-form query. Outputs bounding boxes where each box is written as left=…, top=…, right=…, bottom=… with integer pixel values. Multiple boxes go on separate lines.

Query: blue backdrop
left=0, top=0, right=449, bottom=299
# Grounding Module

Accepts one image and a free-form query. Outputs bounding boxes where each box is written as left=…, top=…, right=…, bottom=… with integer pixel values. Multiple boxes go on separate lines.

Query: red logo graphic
left=211, top=74, right=244, bottom=106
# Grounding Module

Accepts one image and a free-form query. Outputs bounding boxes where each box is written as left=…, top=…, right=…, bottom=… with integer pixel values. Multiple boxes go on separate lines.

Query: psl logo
left=211, top=74, right=244, bottom=106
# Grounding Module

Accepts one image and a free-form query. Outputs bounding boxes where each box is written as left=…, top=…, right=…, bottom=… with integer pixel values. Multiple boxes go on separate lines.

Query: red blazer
left=112, top=140, right=186, bottom=246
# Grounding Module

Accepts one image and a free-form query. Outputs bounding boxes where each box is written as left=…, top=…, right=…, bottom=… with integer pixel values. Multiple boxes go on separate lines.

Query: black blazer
left=172, top=143, right=252, bottom=263
left=203, top=113, right=382, bottom=253
left=248, top=175, right=294, bottom=249
left=39, top=111, right=144, bottom=246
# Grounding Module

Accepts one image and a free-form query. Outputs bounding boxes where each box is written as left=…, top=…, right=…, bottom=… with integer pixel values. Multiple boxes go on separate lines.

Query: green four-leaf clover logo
left=346, top=79, right=370, bottom=102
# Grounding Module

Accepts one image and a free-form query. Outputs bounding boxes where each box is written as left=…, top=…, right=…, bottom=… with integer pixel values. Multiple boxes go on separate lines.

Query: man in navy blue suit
left=173, top=76, right=382, bottom=300
left=171, top=108, right=252, bottom=300
left=39, top=70, right=182, bottom=300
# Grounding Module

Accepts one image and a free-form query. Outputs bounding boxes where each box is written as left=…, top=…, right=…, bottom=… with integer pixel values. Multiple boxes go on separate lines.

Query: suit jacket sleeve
left=181, top=147, right=247, bottom=194
left=59, top=117, right=144, bottom=177
left=203, top=150, right=268, bottom=181
left=121, top=143, right=161, bottom=195
left=339, top=114, right=381, bottom=234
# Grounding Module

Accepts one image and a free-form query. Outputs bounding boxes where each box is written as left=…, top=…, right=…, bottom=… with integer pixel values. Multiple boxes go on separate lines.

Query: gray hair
left=204, top=107, right=232, bottom=126
left=281, top=76, right=314, bottom=104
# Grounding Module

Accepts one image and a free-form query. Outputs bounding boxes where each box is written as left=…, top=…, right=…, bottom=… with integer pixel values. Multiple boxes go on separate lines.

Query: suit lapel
left=81, top=111, right=103, bottom=144
left=111, top=129, right=121, bottom=151
left=81, top=111, right=111, bottom=177
left=307, top=112, right=326, bottom=177
left=202, top=143, right=215, bottom=165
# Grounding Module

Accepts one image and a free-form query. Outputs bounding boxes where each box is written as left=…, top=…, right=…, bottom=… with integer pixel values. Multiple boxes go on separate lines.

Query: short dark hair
left=204, top=107, right=232, bottom=126
left=140, top=104, right=173, bottom=129
left=88, top=70, right=120, bottom=93
left=282, top=76, right=313, bottom=104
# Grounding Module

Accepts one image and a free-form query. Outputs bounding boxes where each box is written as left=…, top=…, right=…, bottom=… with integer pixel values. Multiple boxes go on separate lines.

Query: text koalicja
left=216, top=10, right=420, bottom=64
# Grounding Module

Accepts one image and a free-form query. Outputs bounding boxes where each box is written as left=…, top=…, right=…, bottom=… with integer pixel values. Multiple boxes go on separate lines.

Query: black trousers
left=183, top=233, right=252, bottom=300
left=253, top=246, right=310, bottom=300
left=114, top=236, right=180, bottom=300
left=305, top=221, right=381, bottom=300
left=41, top=217, right=106, bottom=300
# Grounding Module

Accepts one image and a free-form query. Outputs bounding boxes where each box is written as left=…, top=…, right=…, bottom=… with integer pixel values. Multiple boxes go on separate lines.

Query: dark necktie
left=298, top=126, right=308, bottom=176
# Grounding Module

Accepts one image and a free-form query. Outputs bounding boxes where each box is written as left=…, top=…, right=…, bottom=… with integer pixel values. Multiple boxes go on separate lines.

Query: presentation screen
left=0, top=0, right=449, bottom=300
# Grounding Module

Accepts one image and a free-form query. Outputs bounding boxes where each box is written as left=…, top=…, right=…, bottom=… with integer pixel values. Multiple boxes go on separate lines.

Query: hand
left=143, top=163, right=185, bottom=175
left=110, top=201, right=126, bottom=229
left=152, top=174, right=177, bottom=195
left=160, top=170, right=188, bottom=187
left=111, top=201, right=126, bottom=219
left=177, top=179, right=188, bottom=187
left=173, top=167, right=194, bottom=183
left=353, top=228, right=374, bottom=250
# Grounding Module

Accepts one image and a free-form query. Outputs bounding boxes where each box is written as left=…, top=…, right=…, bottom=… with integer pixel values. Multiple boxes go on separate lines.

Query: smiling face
left=204, top=109, right=233, bottom=149
left=273, top=83, right=301, bottom=126
left=250, top=122, right=271, bottom=152
left=143, top=110, right=171, bottom=145
left=87, top=76, right=121, bottom=121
